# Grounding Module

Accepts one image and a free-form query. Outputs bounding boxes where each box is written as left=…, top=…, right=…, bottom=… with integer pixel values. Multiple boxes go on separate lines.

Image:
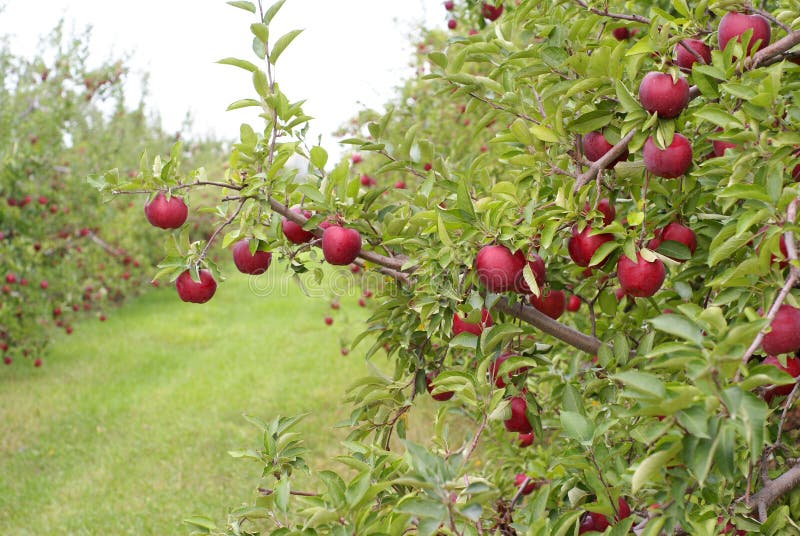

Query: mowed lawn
left=0, top=265, right=373, bottom=535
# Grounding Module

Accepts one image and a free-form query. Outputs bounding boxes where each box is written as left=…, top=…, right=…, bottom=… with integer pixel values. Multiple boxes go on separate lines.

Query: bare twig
left=573, top=0, right=650, bottom=24
left=573, top=129, right=636, bottom=192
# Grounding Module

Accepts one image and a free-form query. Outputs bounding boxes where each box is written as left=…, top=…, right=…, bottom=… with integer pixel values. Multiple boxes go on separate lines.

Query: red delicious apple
left=514, top=473, right=537, bottom=495
left=423, top=162, right=433, bottom=171
left=452, top=308, right=493, bottom=336
left=175, top=269, right=217, bottom=303
left=444, top=0, right=454, bottom=10
left=718, top=12, right=771, bottom=57
left=144, top=192, right=188, bottom=229
left=489, top=352, right=529, bottom=388
left=447, top=19, right=457, bottom=30
left=583, top=198, right=616, bottom=225
left=426, top=371, right=455, bottom=401
left=674, top=38, right=711, bottom=69
left=643, top=134, right=693, bottom=178
left=582, top=132, right=629, bottom=167
left=648, top=222, right=697, bottom=260
left=324, top=316, right=333, bottom=326
left=481, top=2, right=503, bottom=21
left=529, top=289, right=566, bottom=319
left=518, top=432, right=534, bottom=447
left=638, top=72, right=690, bottom=118
left=232, top=239, right=272, bottom=275
left=322, top=225, right=362, bottom=265
left=515, top=254, right=547, bottom=294
left=762, top=355, right=800, bottom=398
left=567, top=295, right=581, bottom=312
left=475, top=245, right=525, bottom=293
left=762, top=305, right=800, bottom=355
left=281, top=206, right=315, bottom=244
left=567, top=225, right=614, bottom=267
left=503, top=396, right=532, bottom=433
left=617, top=252, right=666, bottom=298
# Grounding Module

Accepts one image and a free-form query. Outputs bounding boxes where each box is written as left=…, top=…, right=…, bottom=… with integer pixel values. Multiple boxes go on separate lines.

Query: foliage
left=92, top=0, right=800, bottom=534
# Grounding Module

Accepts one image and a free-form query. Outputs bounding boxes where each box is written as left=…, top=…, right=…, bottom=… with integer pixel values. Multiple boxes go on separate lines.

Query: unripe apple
left=617, top=252, right=665, bottom=298
left=718, top=12, right=771, bottom=57
left=515, top=254, right=546, bottom=294
left=232, top=239, right=272, bottom=275
left=529, top=289, right=566, bottom=319
left=475, top=245, right=525, bottom=293
left=144, top=192, right=188, bottom=229
left=322, top=225, right=362, bottom=265
left=281, top=206, right=315, bottom=244
left=762, top=305, right=800, bottom=355
left=514, top=473, right=537, bottom=495
left=175, top=269, right=217, bottom=303
left=567, top=225, right=614, bottom=267
left=503, top=396, right=532, bottom=433
left=643, top=134, right=692, bottom=178
left=582, top=132, right=628, bottom=167
left=452, top=308, right=493, bottom=336
left=674, top=38, right=711, bottom=69
left=638, top=72, right=690, bottom=118
left=426, top=371, right=455, bottom=401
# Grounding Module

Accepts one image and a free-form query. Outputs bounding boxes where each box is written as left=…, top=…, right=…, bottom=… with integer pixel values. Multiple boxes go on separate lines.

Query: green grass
left=0, top=265, right=373, bottom=535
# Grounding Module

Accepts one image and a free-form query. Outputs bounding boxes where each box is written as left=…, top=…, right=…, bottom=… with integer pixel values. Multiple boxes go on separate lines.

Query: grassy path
left=0, top=268, right=370, bottom=535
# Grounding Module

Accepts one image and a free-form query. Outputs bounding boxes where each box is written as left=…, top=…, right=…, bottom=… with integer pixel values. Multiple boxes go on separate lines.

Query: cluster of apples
left=444, top=1, right=503, bottom=31
left=144, top=191, right=365, bottom=304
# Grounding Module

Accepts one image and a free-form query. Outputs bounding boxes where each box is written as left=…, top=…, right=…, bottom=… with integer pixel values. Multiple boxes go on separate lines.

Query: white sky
left=0, top=1, right=443, bottom=152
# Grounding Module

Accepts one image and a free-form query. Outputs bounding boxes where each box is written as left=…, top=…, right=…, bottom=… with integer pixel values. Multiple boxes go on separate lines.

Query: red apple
left=426, top=371, right=455, bottom=401
left=583, top=198, right=616, bottom=225
left=232, top=239, right=272, bottom=275
left=447, top=19, right=457, bottom=30
left=281, top=206, right=315, bottom=244
left=489, top=352, right=528, bottom=388
left=452, top=308, right=493, bottom=336
left=718, top=12, right=771, bottom=57
left=394, top=181, right=406, bottom=189
left=643, top=134, right=693, bottom=178
left=638, top=72, right=690, bottom=118
left=567, top=226, right=614, bottom=267
left=144, top=192, right=188, bottom=229
left=322, top=225, right=362, bottom=265
left=475, top=245, right=525, bottom=293
left=324, top=316, right=333, bottom=326
left=762, top=305, right=800, bottom=355
left=649, top=222, right=697, bottom=260
left=3, top=357, right=10, bottom=365
left=34, top=358, right=42, bottom=367
left=175, top=269, right=217, bottom=303
left=529, top=289, right=566, bottom=319
left=567, top=295, right=581, bottom=312
left=617, top=252, right=666, bottom=298
left=674, top=38, right=711, bottom=69
left=515, top=254, right=547, bottom=294
left=582, top=132, right=629, bottom=167
left=351, top=154, right=362, bottom=164
left=762, top=355, right=800, bottom=397
left=481, top=2, right=503, bottom=21
left=503, top=396, right=532, bottom=433
left=358, top=298, right=366, bottom=307
left=514, top=473, right=537, bottom=495
left=444, top=0, right=454, bottom=10
left=518, top=432, right=534, bottom=447
left=612, top=27, right=630, bottom=40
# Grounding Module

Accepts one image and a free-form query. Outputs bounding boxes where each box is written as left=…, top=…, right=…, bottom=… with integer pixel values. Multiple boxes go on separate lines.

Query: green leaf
left=530, top=125, right=559, bottom=143
left=648, top=314, right=703, bottom=346
left=310, top=146, right=328, bottom=169
left=560, top=411, right=594, bottom=445
left=613, top=371, right=666, bottom=399
left=217, top=57, right=259, bottom=73
left=226, top=1, right=256, bottom=14
left=226, top=98, right=262, bottom=111
left=632, top=441, right=681, bottom=493
left=270, top=29, right=303, bottom=65
left=263, top=0, right=286, bottom=24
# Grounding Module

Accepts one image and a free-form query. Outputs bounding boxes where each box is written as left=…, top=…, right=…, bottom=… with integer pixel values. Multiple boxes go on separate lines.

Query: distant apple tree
left=93, top=0, right=800, bottom=534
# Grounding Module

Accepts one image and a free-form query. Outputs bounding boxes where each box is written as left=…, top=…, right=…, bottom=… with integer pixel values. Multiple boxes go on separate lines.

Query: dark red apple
left=529, top=289, right=566, bottom=320
left=583, top=198, right=616, bottom=225
left=515, top=254, right=547, bottom=294
left=481, top=2, right=503, bottom=21
left=762, top=355, right=800, bottom=397
left=175, top=269, right=217, bottom=303
left=322, top=225, right=362, bottom=265
left=567, top=226, right=614, bottom=267
left=582, top=132, right=629, bottom=167
left=612, top=27, right=630, bottom=40
left=144, top=192, right=188, bottom=229
left=232, top=239, right=272, bottom=275
left=718, top=12, right=771, bottom=57
left=426, top=371, right=455, bottom=401
left=447, top=19, right=457, bottom=30
left=452, top=308, right=493, bottom=336
left=281, top=206, right=315, bottom=244
left=638, top=72, right=690, bottom=118
left=674, top=38, right=711, bottom=69
left=518, top=432, right=534, bottom=447
left=649, top=222, right=697, bottom=260
left=324, top=316, right=333, bottom=326
left=503, top=396, right=532, bottom=433
left=489, top=352, right=528, bottom=388
left=617, top=252, right=666, bottom=298
left=762, top=305, right=800, bottom=355
left=475, top=245, right=525, bottom=293
left=643, top=134, right=693, bottom=178
left=444, top=0, right=454, bottom=10
left=514, top=473, right=537, bottom=495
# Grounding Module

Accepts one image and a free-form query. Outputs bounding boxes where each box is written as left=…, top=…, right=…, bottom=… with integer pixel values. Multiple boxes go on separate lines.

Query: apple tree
left=93, top=0, right=800, bottom=533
